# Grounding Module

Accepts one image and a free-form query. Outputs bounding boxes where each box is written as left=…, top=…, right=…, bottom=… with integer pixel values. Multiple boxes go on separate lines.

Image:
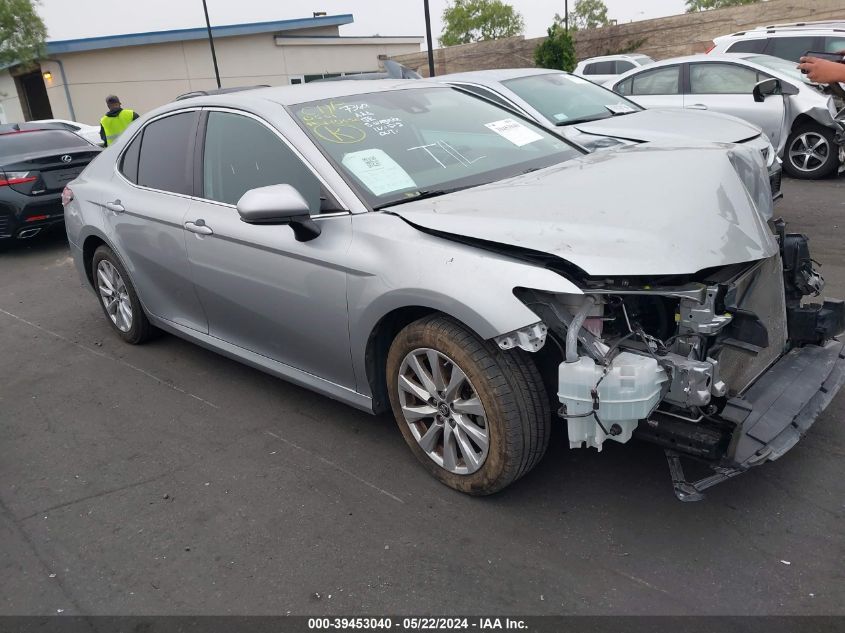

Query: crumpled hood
left=390, top=143, right=778, bottom=277
left=574, top=109, right=762, bottom=144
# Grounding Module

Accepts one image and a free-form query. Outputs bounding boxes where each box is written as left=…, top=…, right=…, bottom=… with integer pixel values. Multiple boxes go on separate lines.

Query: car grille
left=718, top=255, right=788, bottom=396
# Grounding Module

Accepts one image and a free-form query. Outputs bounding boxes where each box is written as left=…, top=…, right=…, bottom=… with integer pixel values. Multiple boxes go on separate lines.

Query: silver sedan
left=607, top=53, right=845, bottom=179
left=64, top=80, right=845, bottom=499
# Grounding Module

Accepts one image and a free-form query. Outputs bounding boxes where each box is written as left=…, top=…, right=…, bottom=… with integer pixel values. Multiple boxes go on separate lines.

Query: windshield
left=293, top=87, right=580, bottom=208
left=746, top=55, right=810, bottom=85
left=501, top=72, right=643, bottom=125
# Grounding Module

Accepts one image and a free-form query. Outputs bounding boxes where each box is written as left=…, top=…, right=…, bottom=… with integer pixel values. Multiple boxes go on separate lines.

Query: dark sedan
left=0, top=128, right=100, bottom=247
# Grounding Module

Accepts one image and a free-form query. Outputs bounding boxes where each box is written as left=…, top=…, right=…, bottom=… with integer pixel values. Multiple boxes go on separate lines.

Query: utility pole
left=423, top=0, right=436, bottom=77
left=565, top=0, right=569, bottom=32
left=202, top=0, right=222, bottom=88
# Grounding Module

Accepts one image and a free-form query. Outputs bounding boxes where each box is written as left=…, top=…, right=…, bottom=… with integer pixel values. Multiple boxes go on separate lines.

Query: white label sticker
left=342, top=148, right=416, bottom=196
left=606, top=103, right=636, bottom=114
left=484, top=118, right=544, bottom=147
left=565, top=75, right=589, bottom=85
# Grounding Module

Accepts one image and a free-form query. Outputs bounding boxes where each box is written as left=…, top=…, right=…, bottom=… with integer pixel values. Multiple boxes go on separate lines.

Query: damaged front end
left=516, top=226, right=845, bottom=501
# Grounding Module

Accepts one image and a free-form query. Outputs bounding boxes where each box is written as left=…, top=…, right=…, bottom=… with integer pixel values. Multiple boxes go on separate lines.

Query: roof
left=45, top=14, right=354, bottom=55
left=433, top=68, right=561, bottom=82
left=170, top=79, right=447, bottom=109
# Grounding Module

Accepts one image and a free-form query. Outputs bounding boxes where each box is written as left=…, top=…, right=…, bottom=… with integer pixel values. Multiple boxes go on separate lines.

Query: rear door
left=103, top=110, right=209, bottom=333
left=685, top=61, right=786, bottom=149
left=183, top=108, right=355, bottom=387
left=614, top=64, right=684, bottom=109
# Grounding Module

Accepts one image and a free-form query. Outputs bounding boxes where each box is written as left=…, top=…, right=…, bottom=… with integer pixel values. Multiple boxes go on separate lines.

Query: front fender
left=346, top=213, right=581, bottom=396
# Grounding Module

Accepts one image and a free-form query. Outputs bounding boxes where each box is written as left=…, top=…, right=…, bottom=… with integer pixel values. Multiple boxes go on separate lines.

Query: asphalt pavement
left=1, top=177, right=843, bottom=615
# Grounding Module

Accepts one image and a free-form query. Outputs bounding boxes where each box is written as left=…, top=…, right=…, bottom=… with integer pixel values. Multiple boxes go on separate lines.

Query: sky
left=37, top=0, right=688, bottom=45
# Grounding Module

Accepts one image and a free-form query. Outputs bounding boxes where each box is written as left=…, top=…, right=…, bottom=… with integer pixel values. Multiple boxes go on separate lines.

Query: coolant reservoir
left=558, top=353, right=667, bottom=451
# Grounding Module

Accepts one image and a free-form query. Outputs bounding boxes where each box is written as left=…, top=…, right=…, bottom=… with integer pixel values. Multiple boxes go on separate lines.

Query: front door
left=685, top=62, right=787, bottom=152
left=183, top=109, right=355, bottom=388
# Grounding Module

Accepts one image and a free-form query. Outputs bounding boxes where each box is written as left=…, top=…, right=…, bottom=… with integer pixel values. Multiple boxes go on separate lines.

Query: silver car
left=64, top=81, right=845, bottom=500
left=608, top=53, right=845, bottom=179
left=429, top=68, right=782, bottom=198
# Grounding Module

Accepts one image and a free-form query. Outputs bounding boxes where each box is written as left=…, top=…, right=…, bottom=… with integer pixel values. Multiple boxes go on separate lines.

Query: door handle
left=185, top=220, right=213, bottom=236
left=104, top=200, right=125, bottom=213
left=688, top=104, right=708, bottom=110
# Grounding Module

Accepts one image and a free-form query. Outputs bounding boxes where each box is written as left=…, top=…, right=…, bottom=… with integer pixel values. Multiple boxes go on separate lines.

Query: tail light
left=704, top=42, right=716, bottom=53
left=61, top=185, right=74, bottom=206
left=0, top=171, right=37, bottom=187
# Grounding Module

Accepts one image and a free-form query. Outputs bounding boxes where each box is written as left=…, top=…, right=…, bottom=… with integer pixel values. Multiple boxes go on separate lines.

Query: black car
left=0, top=128, right=100, bottom=246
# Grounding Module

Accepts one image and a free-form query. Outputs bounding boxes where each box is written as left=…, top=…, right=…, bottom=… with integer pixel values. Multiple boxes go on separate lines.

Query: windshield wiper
left=555, top=113, right=613, bottom=126
left=373, top=185, right=478, bottom=210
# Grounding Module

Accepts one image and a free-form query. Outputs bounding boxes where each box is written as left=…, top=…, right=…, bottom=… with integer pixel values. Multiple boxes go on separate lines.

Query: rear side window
left=584, top=61, right=615, bottom=75
left=625, top=65, right=680, bottom=95
left=726, top=39, right=767, bottom=54
left=765, top=36, right=821, bottom=62
left=120, top=133, right=141, bottom=183
left=201, top=111, right=322, bottom=210
left=136, top=111, right=198, bottom=195
left=615, top=60, right=635, bottom=73
left=824, top=36, right=845, bottom=53
left=0, top=130, right=89, bottom=156
left=690, top=63, right=761, bottom=94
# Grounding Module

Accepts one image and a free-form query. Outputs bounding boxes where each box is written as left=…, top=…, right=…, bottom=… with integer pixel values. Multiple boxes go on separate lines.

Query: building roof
left=45, top=14, right=354, bottom=55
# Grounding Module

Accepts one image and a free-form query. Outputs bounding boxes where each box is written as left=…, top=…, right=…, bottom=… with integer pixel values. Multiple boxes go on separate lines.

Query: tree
left=572, top=0, right=610, bottom=31
left=685, top=0, right=761, bottom=12
left=439, top=0, right=525, bottom=47
left=534, top=21, right=576, bottom=73
left=0, top=0, right=47, bottom=67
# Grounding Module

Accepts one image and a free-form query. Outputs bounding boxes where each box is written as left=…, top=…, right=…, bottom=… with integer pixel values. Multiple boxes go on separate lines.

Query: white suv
left=573, top=54, right=654, bottom=85
left=710, top=21, right=845, bottom=62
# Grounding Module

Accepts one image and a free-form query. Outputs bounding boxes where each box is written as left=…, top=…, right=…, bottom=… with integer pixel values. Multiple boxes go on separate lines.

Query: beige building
left=0, top=13, right=421, bottom=126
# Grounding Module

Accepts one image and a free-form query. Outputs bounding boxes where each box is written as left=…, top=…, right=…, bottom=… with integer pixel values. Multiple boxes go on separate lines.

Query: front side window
left=201, top=111, right=323, bottom=210
left=824, top=36, right=845, bottom=53
left=502, top=73, right=642, bottom=125
left=627, top=66, right=680, bottom=96
left=136, top=111, right=198, bottom=195
left=292, top=87, right=579, bottom=208
left=690, top=63, right=761, bottom=94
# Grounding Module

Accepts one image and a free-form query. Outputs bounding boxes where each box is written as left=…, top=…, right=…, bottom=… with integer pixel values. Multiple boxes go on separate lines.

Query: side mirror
left=753, top=78, right=799, bottom=102
left=236, top=184, right=321, bottom=242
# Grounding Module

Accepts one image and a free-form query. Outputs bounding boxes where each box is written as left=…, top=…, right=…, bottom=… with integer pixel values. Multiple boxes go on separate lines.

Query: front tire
left=784, top=124, right=839, bottom=180
left=386, top=315, right=550, bottom=495
left=91, top=245, right=155, bottom=344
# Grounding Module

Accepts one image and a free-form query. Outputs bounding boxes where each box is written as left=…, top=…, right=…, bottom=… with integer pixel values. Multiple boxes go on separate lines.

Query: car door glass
left=615, top=60, right=635, bottom=73
left=629, top=66, right=680, bottom=95
left=690, top=63, right=760, bottom=94
left=202, top=111, right=322, bottom=211
left=824, top=36, right=845, bottom=53
left=727, top=39, right=766, bottom=54
left=120, top=132, right=142, bottom=184
left=136, top=111, right=197, bottom=195
left=766, top=36, right=819, bottom=61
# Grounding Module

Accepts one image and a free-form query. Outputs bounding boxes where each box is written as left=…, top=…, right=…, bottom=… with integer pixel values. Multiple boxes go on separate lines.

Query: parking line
left=265, top=430, right=404, bottom=504
left=0, top=307, right=219, bottom=410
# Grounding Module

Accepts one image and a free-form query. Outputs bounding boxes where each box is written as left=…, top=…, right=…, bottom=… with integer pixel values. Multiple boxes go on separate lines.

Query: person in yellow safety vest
left=99, top=95, right=139, bottom=147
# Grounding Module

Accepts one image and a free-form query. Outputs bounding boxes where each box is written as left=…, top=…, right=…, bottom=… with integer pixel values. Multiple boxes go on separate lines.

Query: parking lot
left=1, top=176, right=843, bottom=616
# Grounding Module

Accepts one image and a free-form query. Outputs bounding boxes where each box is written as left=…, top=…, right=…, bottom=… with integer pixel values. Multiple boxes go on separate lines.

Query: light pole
left=565, top=0, right=569, bottom=32
left=423, top=0, right=436, bottom=77
left=202, top=0, right=222, bottom=88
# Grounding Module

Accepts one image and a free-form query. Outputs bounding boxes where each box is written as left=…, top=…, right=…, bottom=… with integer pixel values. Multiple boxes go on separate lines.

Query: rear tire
left=386, top=314, right=550, bottom=495
left=783, top=124, right=839, bottom=180
left=91, top=245, right=156, bottom=345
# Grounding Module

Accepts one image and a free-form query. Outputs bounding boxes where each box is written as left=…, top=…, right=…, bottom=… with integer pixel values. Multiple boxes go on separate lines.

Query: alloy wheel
left=396, top=348, right=489, bottom=475
left=96, top=259, right=133, bottom=332
left=788, top=131, right=830, bottom=173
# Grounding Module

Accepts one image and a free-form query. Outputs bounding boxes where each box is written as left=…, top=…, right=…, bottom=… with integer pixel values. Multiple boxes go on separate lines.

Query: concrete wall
left=0, top=71, right=25, bottom=124
left=34, top=28, right=420, bottom=125
left=392, top=0, right=845, bottom=76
